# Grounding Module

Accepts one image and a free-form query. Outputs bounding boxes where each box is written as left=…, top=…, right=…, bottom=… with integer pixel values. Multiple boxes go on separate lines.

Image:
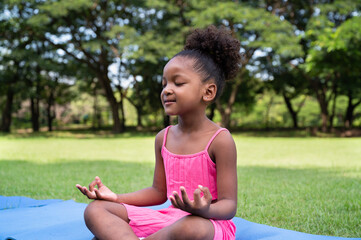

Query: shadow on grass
left=0, top=160, right=360, bottom=237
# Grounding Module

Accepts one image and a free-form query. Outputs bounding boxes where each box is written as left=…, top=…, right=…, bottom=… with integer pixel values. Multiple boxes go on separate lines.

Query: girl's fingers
left=193, top=188, right=202, bottom=204
left=199, top=185, right=212, bottom=201
left=76, top=184, right=83, bottom=192
left=88, top=179, right=97, bottom=192
left=76, top=184, right=86, bottom=196
left=82, top=187, right=89, bottom=197
left=94, top=188, right=102, bottom=199
left=180, top=187, right=191, bottom=206
left=76, top=183, right=97, bottom=199
left=173, top=191, right=185, bottom=209
left=83, top=187, right=96, bottom=199
left=95, top=176, right=104, bottom=188
left=169, top=195, right=179, bottom=208
left=81, top=186, right=88, bottom=195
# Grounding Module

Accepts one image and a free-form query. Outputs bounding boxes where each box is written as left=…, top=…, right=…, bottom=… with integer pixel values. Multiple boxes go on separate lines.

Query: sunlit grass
left=0, top=131, right=360, bottom=237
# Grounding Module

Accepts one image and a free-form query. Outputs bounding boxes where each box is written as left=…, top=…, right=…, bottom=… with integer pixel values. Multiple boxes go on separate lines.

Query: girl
left=76, top=25, right=241, bottom=240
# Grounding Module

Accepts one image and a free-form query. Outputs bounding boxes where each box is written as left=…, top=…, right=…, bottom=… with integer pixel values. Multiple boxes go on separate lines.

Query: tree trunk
left=46, top=102, right=53, bottom=132
left=0, top=86, right=14, bottom=133
left=98, top=73, right=123, bottom=133
left=214, top=47, right=252, bottom=128
left=344, top=91, right=361, bottom=128
left=124, top=94, right=143, bottom=129
left=310, top=79, right=329, bottom=132
left=329, top=91, right=337, bottom=129
left=31, top=67, right=41, bottom=132
left=136, top=106, right=143, bottom=129
left=216, top=99, right=230, bottom=128
left=30, top=96, right=40, bottom=132
left=119, top=91, right=126, bottom=131
left=344, top=98, right=354, bottom=128
left=264, top=95, right=274, bottom=129
left=216, top=76, right=243, bottom=128
left=282, top=92, right=298, bottom=128
left=319, top=102, right=328, bottom=133
left=222, top=111, right=231, bottom=129
left=47, top=88, right=55, bottom=132
left=92, top=86, right=99, bottom=129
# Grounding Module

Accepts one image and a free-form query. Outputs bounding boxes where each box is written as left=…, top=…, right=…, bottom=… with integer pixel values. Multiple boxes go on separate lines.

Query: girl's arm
left=206, top=130, right=238, bottom=219
left=76, top=130, right=168, bottom=207
left=170, top=130, right=238, bottom=220
left=114, top=130, right=168, bottom=206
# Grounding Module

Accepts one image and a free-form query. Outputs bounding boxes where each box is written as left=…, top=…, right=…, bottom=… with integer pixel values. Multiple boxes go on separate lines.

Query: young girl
left=76, top=25, right=241, bottom=240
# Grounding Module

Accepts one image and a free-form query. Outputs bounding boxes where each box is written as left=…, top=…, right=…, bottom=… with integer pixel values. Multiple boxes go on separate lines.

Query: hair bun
left=184, top=25, right=241, bottom=81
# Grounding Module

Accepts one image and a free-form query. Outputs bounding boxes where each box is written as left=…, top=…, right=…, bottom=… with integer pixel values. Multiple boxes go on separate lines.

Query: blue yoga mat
left=0, top=196, right=359, bottom=240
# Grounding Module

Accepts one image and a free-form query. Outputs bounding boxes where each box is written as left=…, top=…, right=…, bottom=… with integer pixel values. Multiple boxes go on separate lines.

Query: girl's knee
left=84, top=200, right=129, bottom=225
left=169, top=216, right=214, bottom=240
left=84, top=201, right=100, bottom=221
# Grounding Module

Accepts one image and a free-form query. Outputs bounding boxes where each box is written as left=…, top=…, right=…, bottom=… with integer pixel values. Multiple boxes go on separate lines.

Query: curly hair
left=174, top=25, right=241, bottom=99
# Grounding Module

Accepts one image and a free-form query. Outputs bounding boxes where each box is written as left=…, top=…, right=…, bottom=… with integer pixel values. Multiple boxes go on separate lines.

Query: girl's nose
left=162, top=85, right=173, bottom=95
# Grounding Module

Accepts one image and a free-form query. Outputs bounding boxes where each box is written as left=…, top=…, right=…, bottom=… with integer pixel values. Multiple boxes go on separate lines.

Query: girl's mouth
left=164, top=99, right=176, bottom=106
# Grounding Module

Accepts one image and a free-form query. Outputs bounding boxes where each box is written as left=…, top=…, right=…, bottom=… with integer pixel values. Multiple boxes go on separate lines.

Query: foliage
left=1, top=0, right=361, bottom=131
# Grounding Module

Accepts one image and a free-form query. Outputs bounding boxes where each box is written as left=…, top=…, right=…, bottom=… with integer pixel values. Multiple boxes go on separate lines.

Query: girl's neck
left=177, top=112, right=211, bottom=133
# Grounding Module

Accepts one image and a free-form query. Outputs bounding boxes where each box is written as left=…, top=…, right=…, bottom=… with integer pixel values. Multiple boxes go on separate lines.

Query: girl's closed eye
left=175, top=81, right=185, bottom=86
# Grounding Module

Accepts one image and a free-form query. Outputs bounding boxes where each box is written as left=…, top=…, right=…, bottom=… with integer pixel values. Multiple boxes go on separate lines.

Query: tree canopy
left=1, top=0, right=361, bottom=132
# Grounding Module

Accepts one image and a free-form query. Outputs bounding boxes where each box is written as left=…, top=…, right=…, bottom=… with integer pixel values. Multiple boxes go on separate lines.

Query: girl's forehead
left=163, top=56, right=194, bottom=73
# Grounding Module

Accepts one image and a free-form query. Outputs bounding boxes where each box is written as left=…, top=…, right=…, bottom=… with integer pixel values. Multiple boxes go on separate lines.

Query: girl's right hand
left=76, top=176, right=118, bottom=202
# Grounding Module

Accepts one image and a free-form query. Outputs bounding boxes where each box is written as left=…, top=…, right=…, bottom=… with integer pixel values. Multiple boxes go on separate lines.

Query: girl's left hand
left=170, top=185, right=212, bottom=217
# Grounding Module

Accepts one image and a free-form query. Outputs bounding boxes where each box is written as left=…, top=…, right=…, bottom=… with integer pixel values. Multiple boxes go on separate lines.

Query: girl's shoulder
left=208, top=128, right=236, bottom=155
left=154, top=127, right=169, bottom=150
left=213, top=128, right=234, bottom=143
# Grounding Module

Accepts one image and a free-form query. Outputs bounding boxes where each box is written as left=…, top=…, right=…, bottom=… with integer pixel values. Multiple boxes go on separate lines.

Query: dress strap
left=205, top=128, right=228, bottom=151
left=162, top=126, right=172, bottom=148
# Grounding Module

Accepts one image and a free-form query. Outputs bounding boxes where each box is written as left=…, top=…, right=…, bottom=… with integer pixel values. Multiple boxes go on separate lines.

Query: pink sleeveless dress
left=123, top=126, right=236, bottom=239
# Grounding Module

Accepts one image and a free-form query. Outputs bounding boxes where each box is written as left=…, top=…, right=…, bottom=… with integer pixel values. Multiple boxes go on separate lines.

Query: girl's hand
left=170, top=185, right=212, bottom=217
left=76, top=176, right=118, bottom=202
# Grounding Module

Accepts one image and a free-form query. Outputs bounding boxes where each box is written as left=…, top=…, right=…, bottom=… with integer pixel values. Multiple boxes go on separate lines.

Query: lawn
left=0, top=130, right=360, bottom=238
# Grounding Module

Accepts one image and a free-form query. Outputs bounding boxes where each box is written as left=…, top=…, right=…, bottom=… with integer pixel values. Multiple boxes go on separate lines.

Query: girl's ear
left=203, top=83, right=217, bottom=103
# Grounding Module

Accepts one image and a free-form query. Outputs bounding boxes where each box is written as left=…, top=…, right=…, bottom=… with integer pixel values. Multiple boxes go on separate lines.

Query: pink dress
left=123, top=126, right=236, bottom=239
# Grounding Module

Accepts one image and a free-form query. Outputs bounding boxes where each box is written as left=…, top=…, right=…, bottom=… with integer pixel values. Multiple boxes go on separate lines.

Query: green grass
left=0, top=131, right=360, bottom=238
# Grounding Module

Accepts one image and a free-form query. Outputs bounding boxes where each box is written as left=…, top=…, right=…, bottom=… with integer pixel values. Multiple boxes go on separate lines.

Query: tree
left=0, top=0, right=37, bottom=132
left=72, top=63, right=105, bottom=129
left=253, top=0, right=314, bottom=129
left=28, top=0, right=146, bottom=133
left=192, top=1, right=303, bottom=128
left=304, top=2, right=361, bottom=130
left=320, top=16, right=361, bottom=128
left=0, top=66, right=17, bottom=132
left=123, top=0, right=195, bottom=128
left=41, top=61, right=76, bottom=131
left=260, top=0, right=361, bottom=130
left=268, top=61, right=308, bottom=128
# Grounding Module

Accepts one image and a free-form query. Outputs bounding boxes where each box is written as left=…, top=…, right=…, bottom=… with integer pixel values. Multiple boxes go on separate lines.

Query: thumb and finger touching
left=96, top=176, right=104, bottom=188
left=94, top=188, right=103, bottom=199
left=76, top=176, right=106, bottom=200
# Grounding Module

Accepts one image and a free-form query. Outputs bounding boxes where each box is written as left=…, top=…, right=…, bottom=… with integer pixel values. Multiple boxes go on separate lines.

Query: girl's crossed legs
left=84, top=200, right=215, bottom=240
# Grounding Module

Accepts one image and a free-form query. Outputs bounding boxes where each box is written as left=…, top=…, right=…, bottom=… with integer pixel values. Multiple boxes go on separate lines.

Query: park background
left=0, top=0, right=361, bottom=238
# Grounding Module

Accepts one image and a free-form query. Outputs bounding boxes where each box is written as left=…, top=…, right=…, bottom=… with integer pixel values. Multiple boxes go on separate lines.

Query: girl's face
left=161, top=56, right=206, bottom=116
